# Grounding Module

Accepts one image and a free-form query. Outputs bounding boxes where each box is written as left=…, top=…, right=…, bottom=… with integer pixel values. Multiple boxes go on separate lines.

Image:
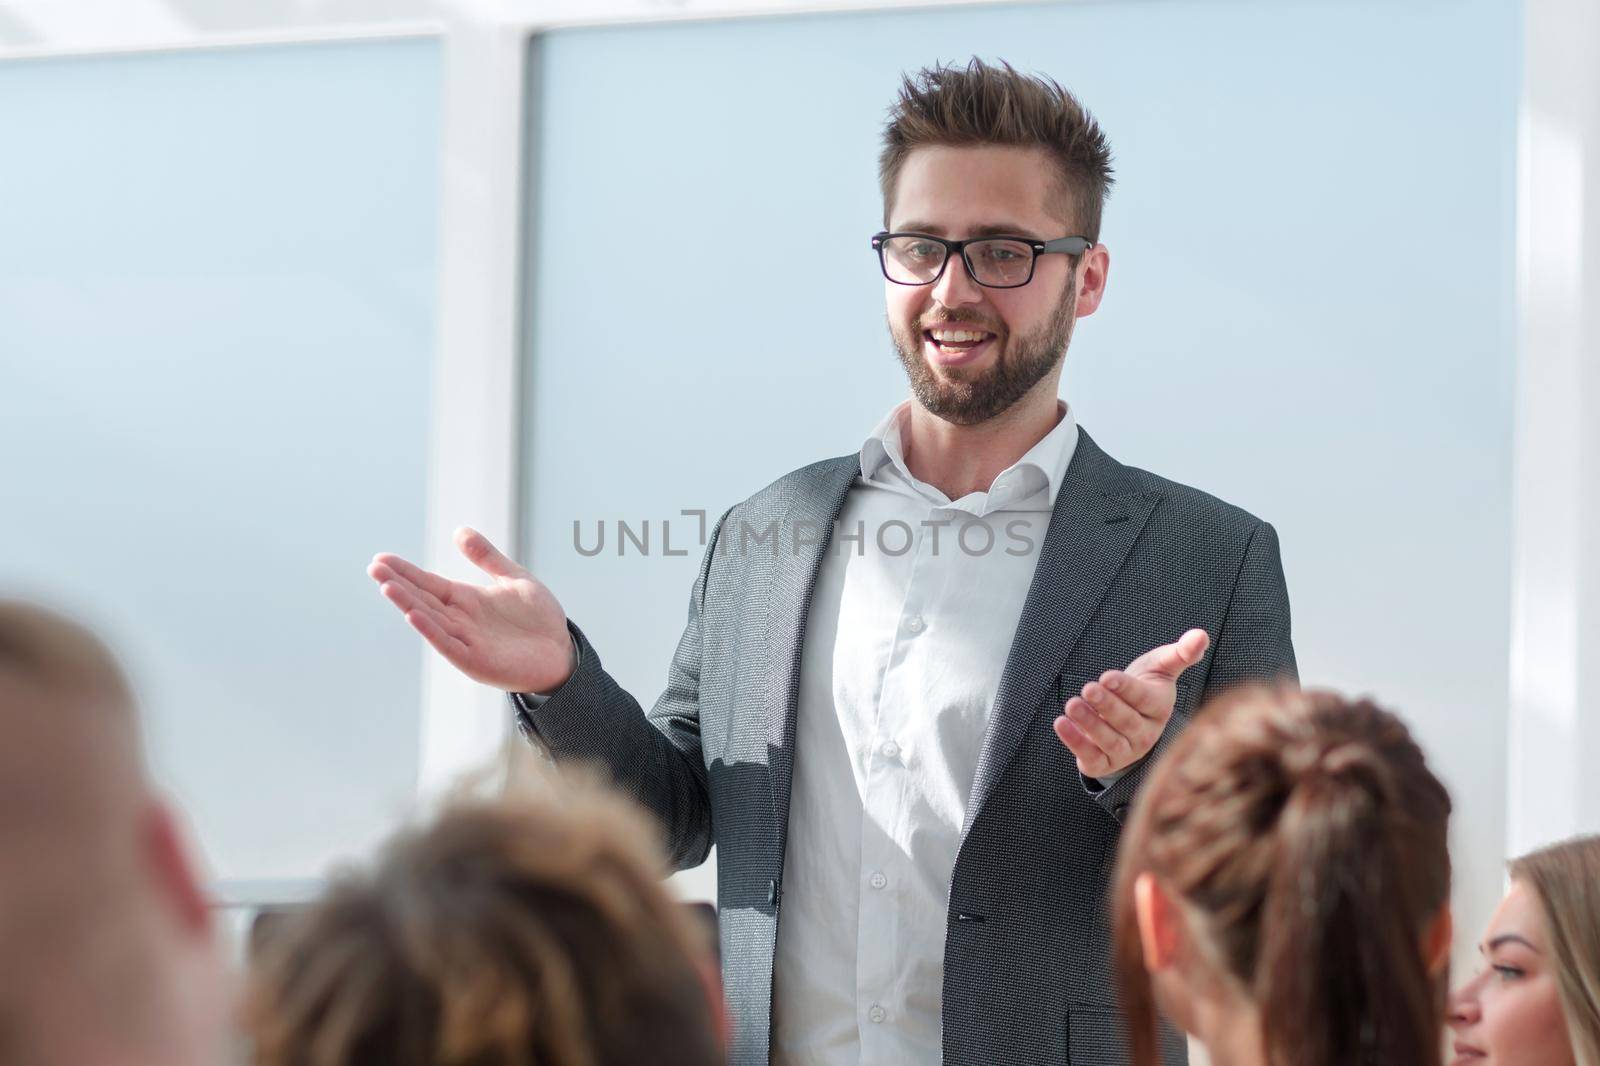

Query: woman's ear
left=1134, top=871, right=1182, bottom=972
left=1423, top=903, right=1453, bottom=977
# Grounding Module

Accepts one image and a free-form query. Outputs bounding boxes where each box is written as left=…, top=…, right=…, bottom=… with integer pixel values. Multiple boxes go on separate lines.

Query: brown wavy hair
left=1509, top=835, right=1600, bottom=1066
left=878, top=58, right=1115, bottom=239
left=245, top=777, right=722, bottom=1066
left=1111, top=687, right=1452, bottom=1066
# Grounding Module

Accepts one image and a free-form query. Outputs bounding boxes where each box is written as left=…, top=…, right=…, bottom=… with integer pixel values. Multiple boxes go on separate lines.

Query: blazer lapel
left=762, top=454, right=861, bottom=861
left=962, top=430, right=1161, bottom=837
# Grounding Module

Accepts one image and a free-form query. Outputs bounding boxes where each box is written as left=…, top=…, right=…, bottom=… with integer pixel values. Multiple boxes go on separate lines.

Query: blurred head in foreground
left=1111, top=686, right=1454, bottom=1066
left=1450, top=834, right=1600, bottom=1066
left=245, top=770, right=729, bottom=1066
left=0, top=601, right=226, bottom=1066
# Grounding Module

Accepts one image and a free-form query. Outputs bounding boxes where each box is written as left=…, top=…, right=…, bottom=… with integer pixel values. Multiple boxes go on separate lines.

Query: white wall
left=519, top=0, right=1522, bottom=965
left=1508, top=0, right=1600, bottom=859
left=0, top=37, right=442, bottom=882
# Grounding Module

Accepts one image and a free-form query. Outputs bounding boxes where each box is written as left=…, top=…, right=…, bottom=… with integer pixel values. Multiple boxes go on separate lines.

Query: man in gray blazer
left=370, top=59, right=1294, bottom=1065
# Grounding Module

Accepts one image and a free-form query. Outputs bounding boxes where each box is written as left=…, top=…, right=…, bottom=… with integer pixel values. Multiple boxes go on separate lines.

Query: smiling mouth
left=923, top=326, right=997, bottom=365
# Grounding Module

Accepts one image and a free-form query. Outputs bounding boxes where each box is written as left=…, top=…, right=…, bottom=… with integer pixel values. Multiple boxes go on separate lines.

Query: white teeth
left=929, top=329, right=988, bottom=343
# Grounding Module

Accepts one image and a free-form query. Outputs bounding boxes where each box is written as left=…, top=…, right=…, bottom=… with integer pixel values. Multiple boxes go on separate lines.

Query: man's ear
left=1134, top=871, right=1182, bottom=972
left=143, top=799, right=212, bottom=939
left=1073, top=243, right=1111, bottom=318
left=1423, top=903, right=1453, bottom=977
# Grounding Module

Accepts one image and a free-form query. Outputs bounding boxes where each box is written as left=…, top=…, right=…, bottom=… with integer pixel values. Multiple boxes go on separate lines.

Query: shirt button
left=869, top=1004, right=887, bottom=1024
left=870, top=872, right=887, bottom=890
left=905, top=615, right=925, bottom=634
left=880, top=740, right=900, bottom=759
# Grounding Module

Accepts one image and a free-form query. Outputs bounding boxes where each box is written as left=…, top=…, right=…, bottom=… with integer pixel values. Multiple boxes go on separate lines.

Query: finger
left=378, top=581, right=468, bottom=641
left=370, top=553, right=455, bottom=603
left=455, top=526, right=524, bottom=581
left=1099, top=670, right=1174, bottom=725
left=1063, top=696, right=1133, bottom=764
left=378, top=578, right=433, bottom=622
left=1053, top=715, right=1110, bottom=777
left=404, top=605, right=471, bottom=661
left=1135, top=627, right=1211, bottom=681
left=374, top=568, right=451, bottom=617
left=1081, top=679, right=1148, bottom=736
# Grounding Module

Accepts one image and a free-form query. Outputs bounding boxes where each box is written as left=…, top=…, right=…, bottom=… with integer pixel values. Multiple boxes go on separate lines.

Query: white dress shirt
left=769, top=399, right=1080, bottom=1066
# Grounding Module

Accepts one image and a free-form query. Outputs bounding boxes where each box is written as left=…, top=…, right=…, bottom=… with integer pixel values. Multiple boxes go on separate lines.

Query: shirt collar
left=859, top=399, right=1079, bottom=513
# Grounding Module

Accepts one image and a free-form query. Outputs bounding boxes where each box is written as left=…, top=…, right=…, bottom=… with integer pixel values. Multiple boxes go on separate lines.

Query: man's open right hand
left=367, top=527, right=573, bottom=694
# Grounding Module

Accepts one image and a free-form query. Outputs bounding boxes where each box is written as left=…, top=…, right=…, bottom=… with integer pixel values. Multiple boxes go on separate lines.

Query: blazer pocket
left=1051, top=673, right=1077, bottom=716
left=1065, top=1003, right=1129, bottom=1066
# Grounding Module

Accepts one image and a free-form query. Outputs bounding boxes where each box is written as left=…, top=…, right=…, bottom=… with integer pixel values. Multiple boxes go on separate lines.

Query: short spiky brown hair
left=879, top=58, right=1114, bottom=241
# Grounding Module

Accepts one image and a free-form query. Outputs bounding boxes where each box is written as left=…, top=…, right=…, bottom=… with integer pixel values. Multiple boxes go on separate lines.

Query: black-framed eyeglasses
left=871, top=231, right=1093, bottom=289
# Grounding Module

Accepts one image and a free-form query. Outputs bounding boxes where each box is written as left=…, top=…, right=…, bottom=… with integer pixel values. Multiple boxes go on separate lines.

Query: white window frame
left=1508, top=0, right=1600, bottom=855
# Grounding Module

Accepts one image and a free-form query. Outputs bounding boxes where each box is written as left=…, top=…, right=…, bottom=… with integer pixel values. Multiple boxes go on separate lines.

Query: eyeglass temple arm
left=1040, top=236, right=1093, bottom=255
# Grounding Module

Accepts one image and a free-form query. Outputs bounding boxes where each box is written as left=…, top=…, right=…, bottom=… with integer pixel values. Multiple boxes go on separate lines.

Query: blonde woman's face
left=1448, top=881, right=1576, bottom=1066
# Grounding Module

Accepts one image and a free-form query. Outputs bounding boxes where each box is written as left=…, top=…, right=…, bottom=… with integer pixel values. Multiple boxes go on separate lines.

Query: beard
left=889, top=276, right=1078, bottom=426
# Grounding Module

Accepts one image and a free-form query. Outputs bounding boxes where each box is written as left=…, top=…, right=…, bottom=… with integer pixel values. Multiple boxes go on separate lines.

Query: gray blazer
left=516, top=428, right=1296, bottom=1065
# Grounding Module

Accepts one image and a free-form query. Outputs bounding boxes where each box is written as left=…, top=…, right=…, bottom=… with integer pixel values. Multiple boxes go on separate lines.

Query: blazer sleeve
left=1087, top=519, right=1297, bottom=823
left=510, top=510, right=730, bottom=869
left=1198, top=519, right=1298, bottom=692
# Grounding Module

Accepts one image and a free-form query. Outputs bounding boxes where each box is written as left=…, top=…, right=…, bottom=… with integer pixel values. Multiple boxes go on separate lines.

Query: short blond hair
left=0, top=599, right=146, bottom=875
left=0, top=602, right=157, bottom=1061
left=245, top=776, right=721, bottom=1066
left=0, top=599, right=138, bottom=733
left=1510, top=836, right=1600, bottom=1066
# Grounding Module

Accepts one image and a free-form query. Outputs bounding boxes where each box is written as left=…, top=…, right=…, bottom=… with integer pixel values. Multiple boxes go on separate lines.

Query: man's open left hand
left=1052, top=628, right=1210, bottom=780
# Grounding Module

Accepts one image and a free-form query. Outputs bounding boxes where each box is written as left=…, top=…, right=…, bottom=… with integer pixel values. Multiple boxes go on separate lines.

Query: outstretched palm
left=367, top=527, right=573, bottom=694
left=1053, top=628, right=1211, bottom=779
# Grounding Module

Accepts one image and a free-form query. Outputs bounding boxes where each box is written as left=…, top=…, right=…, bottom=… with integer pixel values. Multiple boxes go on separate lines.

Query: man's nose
left=931, top=250, right=984, bottom=307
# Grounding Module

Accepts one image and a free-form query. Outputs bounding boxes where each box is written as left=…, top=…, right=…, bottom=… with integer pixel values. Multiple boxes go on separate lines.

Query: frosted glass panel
left=0, top=39, right=441, bottom=881
left=522, top=0, right=1518, bottom=945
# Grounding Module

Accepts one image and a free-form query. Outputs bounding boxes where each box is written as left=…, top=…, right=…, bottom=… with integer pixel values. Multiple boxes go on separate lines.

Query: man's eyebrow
left=1486, top=933, right=1540, bottom=953
left=894, top=221, right=1047, bottom=240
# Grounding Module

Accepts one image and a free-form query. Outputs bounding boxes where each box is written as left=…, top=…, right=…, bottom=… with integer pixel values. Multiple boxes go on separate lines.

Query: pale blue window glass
left=0, top=39, right=441, bottom=882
